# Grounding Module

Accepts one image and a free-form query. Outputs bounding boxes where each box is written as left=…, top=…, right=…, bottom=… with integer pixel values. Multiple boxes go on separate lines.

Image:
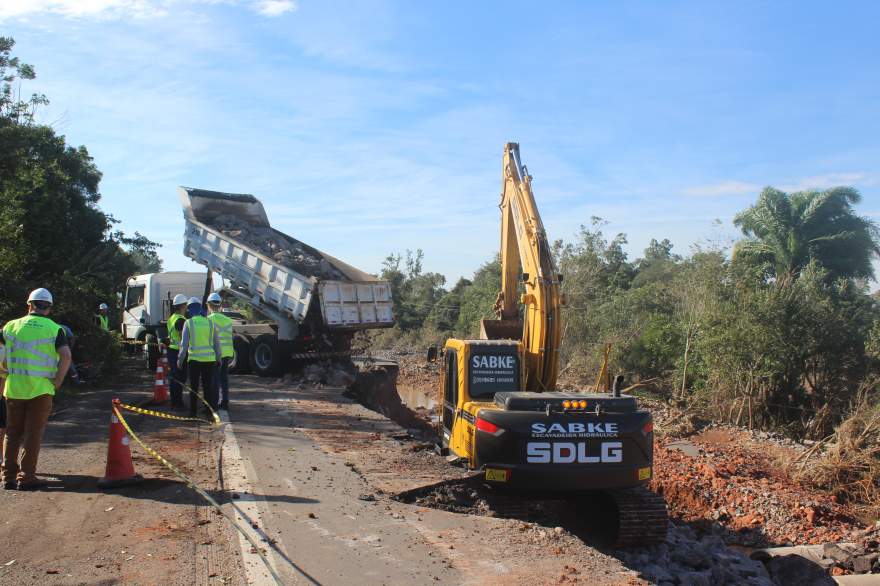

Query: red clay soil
left=652, top=427, right=863, bottom=547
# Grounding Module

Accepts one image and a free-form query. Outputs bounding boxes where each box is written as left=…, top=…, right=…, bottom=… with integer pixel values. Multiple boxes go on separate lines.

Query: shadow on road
left=30, top=473, right=320, bottom=507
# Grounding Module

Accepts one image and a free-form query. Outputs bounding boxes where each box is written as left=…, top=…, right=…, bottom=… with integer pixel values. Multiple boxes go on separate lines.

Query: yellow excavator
left=437, top=143, right=668, bottom=547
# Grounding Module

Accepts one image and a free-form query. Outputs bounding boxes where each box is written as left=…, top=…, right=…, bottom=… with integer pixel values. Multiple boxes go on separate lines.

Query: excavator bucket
left=479, top=318, right=523, bottom=340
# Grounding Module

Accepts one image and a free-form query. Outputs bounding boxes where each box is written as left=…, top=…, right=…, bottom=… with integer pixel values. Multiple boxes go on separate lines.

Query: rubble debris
left=285, top=361, right=359, bottom=389
left=652, top=429, right=862, bottom=547
left=210, top=214, right=345, bottom=281
left=620, top=525, right=775, bottom=586
left=348, top=365, right=434, bottom=436
left=761, top=555, right=836, bottom=586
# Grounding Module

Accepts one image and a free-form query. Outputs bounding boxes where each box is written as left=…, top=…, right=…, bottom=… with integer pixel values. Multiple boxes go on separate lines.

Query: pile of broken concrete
left=748, top=525, right=880, bottom=583
left=211, top=213, right=343, bottom=280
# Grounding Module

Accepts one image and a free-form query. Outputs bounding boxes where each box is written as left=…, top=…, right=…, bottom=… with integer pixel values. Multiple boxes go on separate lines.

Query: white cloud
left=0, top=0, right=167, bottom=20
left=0, top=0, right=294, bottom=20
left=683, top=173, right=877, bottom=197
left=255, top=0, right=296, bottom=17
left=778, top=172, right=871, bottom=192
left=682, top=180, right=760, bottom=197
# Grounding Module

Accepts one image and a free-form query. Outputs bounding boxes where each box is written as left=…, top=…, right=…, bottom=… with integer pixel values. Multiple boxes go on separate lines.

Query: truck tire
left=250, top=334, right=284, bottom=377
left=230, top=334, right=251, bottom=374
left=144, top=333, right=159, bottom=371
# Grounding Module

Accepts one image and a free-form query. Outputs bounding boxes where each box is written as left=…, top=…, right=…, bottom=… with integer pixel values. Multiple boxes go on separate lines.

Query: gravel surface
left=0, top=357, right=245, bottom=586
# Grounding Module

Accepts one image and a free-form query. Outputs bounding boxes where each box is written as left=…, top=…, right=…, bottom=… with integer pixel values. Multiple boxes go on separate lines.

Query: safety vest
left=97, top=314, right=109, bottom=331
left=207, top=312, right=234, bottom=359
left=167, top=313, right=184, bottom=350
left=186, top=316, right=216, bottom=363
left=2, top=314, right=62, bottom=399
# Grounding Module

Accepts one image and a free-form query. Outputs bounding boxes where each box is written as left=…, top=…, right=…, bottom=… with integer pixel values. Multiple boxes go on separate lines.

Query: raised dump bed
left=179, top=187, right=394, bottom=375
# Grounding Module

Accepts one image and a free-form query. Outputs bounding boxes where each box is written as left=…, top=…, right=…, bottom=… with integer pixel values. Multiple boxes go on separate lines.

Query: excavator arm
left=480, top=143, right=562, bottom=392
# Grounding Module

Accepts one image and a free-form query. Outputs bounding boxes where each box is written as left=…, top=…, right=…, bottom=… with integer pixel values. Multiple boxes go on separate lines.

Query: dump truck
left=173, top=186, right=394, bottom=376
left=438, top=144, right=668, bottom=547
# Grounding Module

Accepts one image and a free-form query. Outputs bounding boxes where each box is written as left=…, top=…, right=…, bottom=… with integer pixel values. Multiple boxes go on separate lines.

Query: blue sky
left=4, top=1, right=879, bottom=285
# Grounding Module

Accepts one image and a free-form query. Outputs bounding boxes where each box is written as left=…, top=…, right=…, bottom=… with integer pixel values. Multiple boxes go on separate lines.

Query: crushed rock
left=210, top=213, right=344, bottom=280
left=621, top=525, right=775, bottom=586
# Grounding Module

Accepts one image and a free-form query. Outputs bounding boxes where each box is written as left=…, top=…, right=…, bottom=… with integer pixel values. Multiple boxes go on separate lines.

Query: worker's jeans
left=188, top=361, right=217, bottom=417
left=2, top=394, right=53, bottom=484
left=167, top=348, right=185, bottom=407
left=214, top=357, right=231, bottom=406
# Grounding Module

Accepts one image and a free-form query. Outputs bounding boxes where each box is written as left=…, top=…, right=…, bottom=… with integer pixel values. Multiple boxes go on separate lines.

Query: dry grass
left=795, top=381, right=880, bottom=522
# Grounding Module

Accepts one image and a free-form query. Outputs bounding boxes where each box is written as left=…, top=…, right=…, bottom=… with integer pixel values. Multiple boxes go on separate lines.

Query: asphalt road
left=221, top=376, right=464, bottom=586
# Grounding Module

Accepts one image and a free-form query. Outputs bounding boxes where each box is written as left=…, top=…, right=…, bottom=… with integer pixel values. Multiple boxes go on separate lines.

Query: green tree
left=733, top=186, right=880, bottom=286
left=454, top=257, right=501, bottom=337
left=380, top=249, right=445, bottom=331
left=0, top=37, right=161, bottom=367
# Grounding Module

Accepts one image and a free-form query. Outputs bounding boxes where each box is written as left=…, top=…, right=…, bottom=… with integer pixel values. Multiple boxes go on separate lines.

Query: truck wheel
left=250, top=334, right=283, bottom=377
left=144, top=334, right=159, bottom=371
left=230, top=334, right=251, bottom=374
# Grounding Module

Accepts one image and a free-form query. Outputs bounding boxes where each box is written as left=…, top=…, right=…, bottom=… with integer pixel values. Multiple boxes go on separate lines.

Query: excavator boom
left=480, top=143, right=562, bottom=392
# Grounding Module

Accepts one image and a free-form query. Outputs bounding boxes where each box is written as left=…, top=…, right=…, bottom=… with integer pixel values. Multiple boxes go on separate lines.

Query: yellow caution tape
left=117, top=402, right=207, bottom=423
left=119, top=339, right=162, bottom=347
left=112, top=405, right=284, bottom=586
left=177, top=379, right=221, bottom=426
left=159, top=367, right=221, bottom=426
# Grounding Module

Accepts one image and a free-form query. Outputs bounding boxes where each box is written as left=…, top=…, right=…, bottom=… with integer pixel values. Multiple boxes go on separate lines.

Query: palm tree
left=733, top=186, right=880, bottom=286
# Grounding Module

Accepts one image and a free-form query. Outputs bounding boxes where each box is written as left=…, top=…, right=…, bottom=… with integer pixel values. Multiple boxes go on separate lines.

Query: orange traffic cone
left=160, top=345, right=171, bottom=381
left=153, top=361, right=169, bottom=404
left=98, top=400, right=143, bottom=488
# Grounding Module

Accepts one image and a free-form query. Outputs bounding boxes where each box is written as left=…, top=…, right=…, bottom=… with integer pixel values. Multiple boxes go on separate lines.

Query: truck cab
left=122, top=272, right=209, bottom=367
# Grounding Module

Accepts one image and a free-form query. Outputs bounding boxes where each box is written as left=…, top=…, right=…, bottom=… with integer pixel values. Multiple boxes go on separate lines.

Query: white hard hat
left=27, top=288, right=53, bottom=304
left=172, top=294, right=188, bottom=306
left=207, top=292, right=222, bottom=304
left=188, top=296, right=200, bottom=305
left=99, top=302, right=109, bottom=310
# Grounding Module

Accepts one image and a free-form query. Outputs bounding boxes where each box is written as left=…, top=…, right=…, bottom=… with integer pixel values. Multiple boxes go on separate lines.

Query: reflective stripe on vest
left=3, top=315, right=61, bottom=399
left=167, top=313, right=184, bottom=350
left=186, top=316, right=216, bottom=362
left=208, top=313, right=234, bottom=359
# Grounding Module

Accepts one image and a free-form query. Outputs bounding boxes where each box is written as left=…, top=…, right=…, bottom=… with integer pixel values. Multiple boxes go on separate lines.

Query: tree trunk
left=679, top=327, right=692, bottom=399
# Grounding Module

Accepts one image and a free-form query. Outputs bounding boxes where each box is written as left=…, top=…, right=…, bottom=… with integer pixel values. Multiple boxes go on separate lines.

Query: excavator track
left=607, top=487, right=669, bottom=548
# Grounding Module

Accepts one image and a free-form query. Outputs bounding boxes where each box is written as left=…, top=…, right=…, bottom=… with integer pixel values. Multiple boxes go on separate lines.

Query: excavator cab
left=439, top=339, right=522, bottom=466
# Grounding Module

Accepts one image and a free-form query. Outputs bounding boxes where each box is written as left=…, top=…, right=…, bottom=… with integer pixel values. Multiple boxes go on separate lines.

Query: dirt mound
left=653, top=429, right=864, bottom=547
left=348, top=366, right=435, bottom=437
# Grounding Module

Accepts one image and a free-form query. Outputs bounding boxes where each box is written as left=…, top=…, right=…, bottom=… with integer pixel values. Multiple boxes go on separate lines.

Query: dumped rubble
left=348, top=364, right=435, bottom=436
left=210, top=213, right=344, bottom=280
left=652, top=428, right=863, bottom=548
left=620, top=525, right=776, bottom=586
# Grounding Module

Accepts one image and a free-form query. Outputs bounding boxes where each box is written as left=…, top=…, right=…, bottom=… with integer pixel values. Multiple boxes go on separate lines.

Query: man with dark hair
left=1, top=288, right=71, bottom=490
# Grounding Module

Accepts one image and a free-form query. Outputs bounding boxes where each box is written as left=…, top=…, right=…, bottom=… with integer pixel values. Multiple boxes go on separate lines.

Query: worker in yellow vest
left=1, top=288, right=71, bottom=490
left=163, top=294, right=189, bottom=410
left=206, top=293, right=234, bottom=411
left=95, top=303, right=110, bottom=331
left=177, top=298, right=221, bottom=418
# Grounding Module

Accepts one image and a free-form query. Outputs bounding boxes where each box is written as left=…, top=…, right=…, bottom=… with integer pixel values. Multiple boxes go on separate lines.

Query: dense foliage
left=382, top=195, right=879, bottom=440
left=0, top=38, right=161, bottom=366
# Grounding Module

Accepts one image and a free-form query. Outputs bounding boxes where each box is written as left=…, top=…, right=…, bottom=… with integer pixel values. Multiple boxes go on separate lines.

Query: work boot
left=17, top=479, right=48, bottom=491
left=2, top=480, right=16, bottom=490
